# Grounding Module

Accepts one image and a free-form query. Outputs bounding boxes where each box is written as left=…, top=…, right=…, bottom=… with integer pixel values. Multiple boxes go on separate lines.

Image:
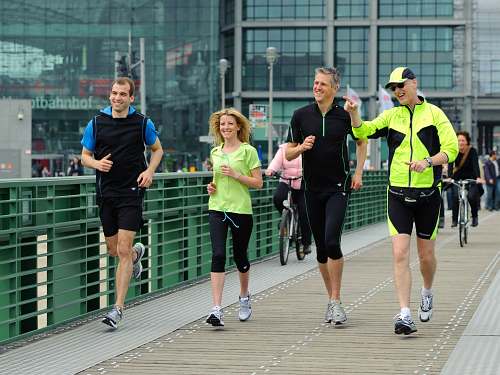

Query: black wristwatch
left=424, top=157, right=433, bottom=168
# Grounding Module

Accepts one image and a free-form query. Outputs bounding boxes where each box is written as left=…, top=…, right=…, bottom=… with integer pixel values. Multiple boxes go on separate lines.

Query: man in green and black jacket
left=344, top=67, right=458, bottom=336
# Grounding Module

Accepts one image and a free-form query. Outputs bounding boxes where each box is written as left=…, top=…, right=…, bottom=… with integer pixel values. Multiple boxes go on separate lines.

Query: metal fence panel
left=0, top=171, right=387, bottom=343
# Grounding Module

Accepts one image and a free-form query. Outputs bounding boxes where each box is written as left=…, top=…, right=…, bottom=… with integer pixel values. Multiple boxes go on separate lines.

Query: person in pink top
left=265, top=143, right=312, bottom=254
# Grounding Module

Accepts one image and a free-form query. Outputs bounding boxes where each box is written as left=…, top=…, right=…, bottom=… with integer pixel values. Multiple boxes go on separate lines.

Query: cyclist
left=447, top=131, right=483, bottom=227
left=265, top=143, right=312, bottom=255
left=205, top=108, right=263, bottom=327
left=286, top=67, right=367, bottom=325
left=344, top=67, right=458, bottom=335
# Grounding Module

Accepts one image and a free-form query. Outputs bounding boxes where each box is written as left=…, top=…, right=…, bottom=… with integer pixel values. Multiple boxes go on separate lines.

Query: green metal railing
left=0, top=171, right=387, bottom=344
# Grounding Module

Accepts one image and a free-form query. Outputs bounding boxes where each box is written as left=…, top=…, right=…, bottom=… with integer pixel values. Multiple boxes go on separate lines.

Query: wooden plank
left=81, top=214, right=499, bottom=375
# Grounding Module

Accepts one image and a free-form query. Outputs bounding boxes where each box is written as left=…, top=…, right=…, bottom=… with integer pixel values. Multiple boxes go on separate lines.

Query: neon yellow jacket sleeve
left=432, top=105, right=459, bottom=164
left=351, top=109, right=393, bottom=139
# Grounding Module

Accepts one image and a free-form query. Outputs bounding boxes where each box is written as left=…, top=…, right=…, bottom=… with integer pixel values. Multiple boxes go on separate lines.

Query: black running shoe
left=206, top=307, right=224, bottom=327
left=394, top=314, right=417, bottom=335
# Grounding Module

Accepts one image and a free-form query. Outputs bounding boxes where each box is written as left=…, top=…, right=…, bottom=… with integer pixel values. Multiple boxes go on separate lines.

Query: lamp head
left=219, top=59, right=229, bottom=75
left=266, top=47, right=278, bottom=65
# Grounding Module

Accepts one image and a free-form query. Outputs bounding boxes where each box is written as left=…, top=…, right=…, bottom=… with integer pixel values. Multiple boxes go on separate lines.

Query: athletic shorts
left=387, top=186, right=441, bottom=240
left=98, top=196, right=144, bottom=237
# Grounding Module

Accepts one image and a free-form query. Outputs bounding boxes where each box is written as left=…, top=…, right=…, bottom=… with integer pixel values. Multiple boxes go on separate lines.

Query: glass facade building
left=475, top=0, right=500, bottom=152
left=0, top=0, right=498, bottom=173
left=0, top=0, right=220, bottom=173
left=222, top=0, right=499, bottom=160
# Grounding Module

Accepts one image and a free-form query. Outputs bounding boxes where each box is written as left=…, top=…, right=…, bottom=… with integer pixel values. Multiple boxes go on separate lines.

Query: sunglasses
left=389, top=82, right=405, bottom=91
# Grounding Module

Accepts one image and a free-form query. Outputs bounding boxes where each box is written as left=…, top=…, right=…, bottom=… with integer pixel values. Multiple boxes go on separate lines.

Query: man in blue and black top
left=81, top=77, right=163, bottom=329
left=286, top=67, right=368, bottom=325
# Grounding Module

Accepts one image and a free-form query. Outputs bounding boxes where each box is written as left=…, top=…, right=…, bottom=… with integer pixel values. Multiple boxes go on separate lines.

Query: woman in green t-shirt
left=205, top=108, right=263, bottom=327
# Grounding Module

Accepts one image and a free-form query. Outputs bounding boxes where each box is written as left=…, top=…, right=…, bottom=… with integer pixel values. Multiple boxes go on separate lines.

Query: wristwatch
left=424, top=157, right=433, bottom=168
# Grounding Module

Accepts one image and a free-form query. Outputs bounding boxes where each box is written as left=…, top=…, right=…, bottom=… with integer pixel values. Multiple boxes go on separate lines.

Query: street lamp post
left=266, top=47, right=278, bottom=164
left=219, top=59, right=229, bottom=109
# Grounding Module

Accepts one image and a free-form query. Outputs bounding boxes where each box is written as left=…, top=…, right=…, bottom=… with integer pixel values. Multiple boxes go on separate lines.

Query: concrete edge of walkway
left=440, top=259, right=500, bottom=375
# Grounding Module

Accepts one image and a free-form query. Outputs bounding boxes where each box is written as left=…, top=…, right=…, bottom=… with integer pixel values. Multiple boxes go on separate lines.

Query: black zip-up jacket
left=449, top=147, right=480, bottom=181
left=287, top=102, right=357, bottom=192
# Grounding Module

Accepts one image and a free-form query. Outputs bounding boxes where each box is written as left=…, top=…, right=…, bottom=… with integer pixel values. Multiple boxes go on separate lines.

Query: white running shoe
left=419, top=294, right=433, bottom=322
left=238, top=294, right=252, bottom=321
left=132, top=243, right=145, bottom=279
left=331, top=300, right=347, bottom=325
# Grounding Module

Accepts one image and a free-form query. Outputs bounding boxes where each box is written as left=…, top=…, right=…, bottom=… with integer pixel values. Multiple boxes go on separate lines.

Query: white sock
left=213, top=305, right=221, bottom=310
left=401, top=307, right=411, bottom=318
left=422, top=287, right=433, bottom=297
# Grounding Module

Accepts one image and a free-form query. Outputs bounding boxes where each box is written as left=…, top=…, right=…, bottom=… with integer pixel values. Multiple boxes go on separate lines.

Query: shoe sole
left=102, top=317, right=118, bottom=329
left=239, top=311, right=252, bottom=321
left=419, top=310, right=432, bottom=322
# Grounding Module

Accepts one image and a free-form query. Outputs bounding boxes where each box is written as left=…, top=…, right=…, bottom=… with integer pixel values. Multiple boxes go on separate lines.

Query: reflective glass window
left=224, top=0, right=235, bottom=25
left=243, top=0, right=325, bottom=20
left=335, top=0, right=369, bottom=19
left=378, top=26, right=454, bottom=90
left=378, top=0, right=453, bottom=18
left=335, top=27, right=369, bottom=90
left=0, top=0, right=220, bottom=165
left=243, top=28, right=325, bottom=90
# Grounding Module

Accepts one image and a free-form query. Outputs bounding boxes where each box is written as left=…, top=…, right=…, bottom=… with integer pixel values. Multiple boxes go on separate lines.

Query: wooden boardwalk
left=81, top=213, right=499, bottom=375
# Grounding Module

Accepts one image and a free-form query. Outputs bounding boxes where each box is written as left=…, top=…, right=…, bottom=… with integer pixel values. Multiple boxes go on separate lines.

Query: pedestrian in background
left=483, top=150, right=498, bottom=211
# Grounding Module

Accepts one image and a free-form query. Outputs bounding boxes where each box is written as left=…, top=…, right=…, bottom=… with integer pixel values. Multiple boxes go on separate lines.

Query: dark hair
left=112, top=77, right=135, bottom=96
left=489, top=150, right=497, bottom=157
left=456, top=131, right=471, bottom=145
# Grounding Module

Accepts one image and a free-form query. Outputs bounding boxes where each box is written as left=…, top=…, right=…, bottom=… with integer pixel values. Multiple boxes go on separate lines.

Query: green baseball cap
left=384, top=67, right=416, bottom=89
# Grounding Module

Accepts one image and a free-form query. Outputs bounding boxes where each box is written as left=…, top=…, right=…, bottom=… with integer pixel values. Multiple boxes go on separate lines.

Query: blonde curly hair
left=208, top=108, right=251, bottom=146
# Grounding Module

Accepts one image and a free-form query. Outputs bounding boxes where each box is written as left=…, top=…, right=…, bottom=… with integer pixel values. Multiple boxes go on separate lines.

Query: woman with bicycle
left=205, top=108, right=263, bottom=327
left=265, top=143, right=312, bottom=255
left=447, top=131, right=483, bottom=227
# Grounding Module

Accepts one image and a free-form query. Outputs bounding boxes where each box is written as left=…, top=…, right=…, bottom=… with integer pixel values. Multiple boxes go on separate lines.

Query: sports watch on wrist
left=424, top=157, right=433, bottom=168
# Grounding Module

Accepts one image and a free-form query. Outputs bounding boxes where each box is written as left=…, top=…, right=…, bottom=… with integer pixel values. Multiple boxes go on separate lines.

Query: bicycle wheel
left=294, top=213, right=305, bottom=261
left=458, top=199, right=466, bottom=247
left=279, top=210, right=291, bottom=265
left=464, top=203, right=471, bottom=244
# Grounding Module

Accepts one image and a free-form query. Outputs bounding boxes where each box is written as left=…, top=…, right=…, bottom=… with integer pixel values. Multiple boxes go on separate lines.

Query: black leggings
left=273, top=182, right=311, bottom=246
left=209, top=210, right=253, bottom=273
left=305, top=191, right=349, bottom=263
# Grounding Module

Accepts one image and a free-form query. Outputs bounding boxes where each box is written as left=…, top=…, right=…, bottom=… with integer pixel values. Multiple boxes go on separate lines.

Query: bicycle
left=445, top=178, right=477, bottom=247
left=270, top=172, right=306, bottom=265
